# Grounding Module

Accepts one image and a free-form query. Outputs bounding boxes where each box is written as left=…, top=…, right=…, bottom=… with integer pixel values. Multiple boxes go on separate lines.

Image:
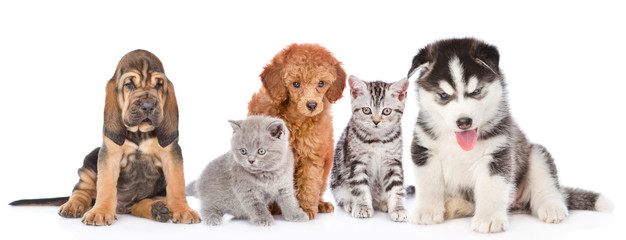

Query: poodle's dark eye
left=382, top=108, right=392, bottom=116
left=293, top=82, right=300, bottom=88
left=240, top=148, right=248, bottom=155
left=257, top=148, right=266, bottom=155
left=439, top=92, right=450, bottom=100
left=124, top=82, right=135, bottom=90
left=362, top=107, right=372, bottom=115
left=318, top=81, right=325, bottom=88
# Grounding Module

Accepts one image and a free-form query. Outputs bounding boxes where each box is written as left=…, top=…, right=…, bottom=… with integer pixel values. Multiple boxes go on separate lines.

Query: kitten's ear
left=266, top=120, right=286, bottom=139
left=348, top=75, right=367, bottom=99
left=228, top=120, right=243, bottom=132
left=390, top=78, right=409, bottom=101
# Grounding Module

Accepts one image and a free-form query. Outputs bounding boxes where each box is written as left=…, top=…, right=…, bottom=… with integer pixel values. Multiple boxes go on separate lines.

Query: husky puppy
left=407, top=38, right=612, bottom=233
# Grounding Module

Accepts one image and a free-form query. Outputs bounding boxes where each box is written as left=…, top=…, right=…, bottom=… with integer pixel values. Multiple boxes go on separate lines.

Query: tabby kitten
left=331, top=75, right=410, bottom=222
left=186, top=116, right=308, bottom=226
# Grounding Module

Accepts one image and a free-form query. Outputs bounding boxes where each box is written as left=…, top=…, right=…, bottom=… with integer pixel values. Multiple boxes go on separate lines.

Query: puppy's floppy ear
left=408, top=47, right=431, bottom=78
left=155, top=80, right=179, bottom=148
left=325, top=63, right=347, bottom=103
left=103, top=78, right=126, bottom=145
left=260, top=62, right=288, bottom=104
left=473, top=42, right=500, bottom=75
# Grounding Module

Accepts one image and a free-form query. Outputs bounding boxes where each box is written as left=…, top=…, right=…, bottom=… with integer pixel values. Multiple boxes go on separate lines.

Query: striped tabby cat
left=331, top=75, right=409, bottom=222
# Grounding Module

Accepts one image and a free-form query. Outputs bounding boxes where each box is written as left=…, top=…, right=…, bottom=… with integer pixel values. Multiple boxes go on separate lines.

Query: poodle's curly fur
left=248, top=43, right=346, bottom=219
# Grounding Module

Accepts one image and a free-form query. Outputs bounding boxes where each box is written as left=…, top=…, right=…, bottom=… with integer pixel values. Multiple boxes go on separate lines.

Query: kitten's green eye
left=382, top=108, right=392, bottom=115
left=362, top=107, right=372, bottom=115
left=257, top=148, right=266, bottom=155
left=240, top=148, right=248, bottom=155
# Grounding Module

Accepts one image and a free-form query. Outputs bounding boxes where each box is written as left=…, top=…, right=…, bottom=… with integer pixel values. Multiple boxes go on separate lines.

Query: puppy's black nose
left=456, top=117, right=472, bottom=130
left=306, top=101, right=318, bottom=112
left=141, top=101, right=155, bottom=114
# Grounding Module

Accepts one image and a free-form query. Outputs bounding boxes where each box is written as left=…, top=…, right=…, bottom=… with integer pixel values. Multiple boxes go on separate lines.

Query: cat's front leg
left=410, top=142, right=445, bottom=225
left=275, top=186, right=309, bottom=222
left=347, top=159, right=374, bottom=218
left=236, top=188, right=274, bottom=226
left=382, top=158, right=408, bottom=222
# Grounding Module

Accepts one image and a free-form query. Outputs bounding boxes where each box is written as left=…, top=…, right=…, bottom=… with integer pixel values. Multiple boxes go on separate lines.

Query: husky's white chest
left=424, top=132, right=508, bottom=192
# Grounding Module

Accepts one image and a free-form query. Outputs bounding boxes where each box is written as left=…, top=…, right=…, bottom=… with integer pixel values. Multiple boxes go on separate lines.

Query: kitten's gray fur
left=331, top=75, right=410, bottom=222
left=186, top=116, right=308, bottom=226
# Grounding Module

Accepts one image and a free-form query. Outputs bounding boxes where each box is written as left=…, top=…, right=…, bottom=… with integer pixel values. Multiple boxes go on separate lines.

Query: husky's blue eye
left=470, top=88, right=482, bottom=96
left=439, top=93, right=450, bottom=100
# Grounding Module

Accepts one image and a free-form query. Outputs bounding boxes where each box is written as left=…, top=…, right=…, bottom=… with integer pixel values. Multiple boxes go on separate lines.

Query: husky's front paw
left=471, top=214, right=508, bottom=233
left=251, top=216, right=274, bottom=226
left=537, top=201, right=568, bottom=224
left=351, top=204, right=374, bottom=218
left=389, top=209, right=408, bottom=222
left=410, top=208, right=444, bottom=225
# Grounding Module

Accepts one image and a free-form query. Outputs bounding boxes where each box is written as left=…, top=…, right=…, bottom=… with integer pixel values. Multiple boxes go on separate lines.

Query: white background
left=1, top=0, right=624, bottom=239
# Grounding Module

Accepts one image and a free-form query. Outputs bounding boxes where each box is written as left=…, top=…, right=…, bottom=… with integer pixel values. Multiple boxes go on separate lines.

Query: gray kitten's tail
left=185, top=180, right=197, bottom=197
left=562, top=187, right=613, bottom=212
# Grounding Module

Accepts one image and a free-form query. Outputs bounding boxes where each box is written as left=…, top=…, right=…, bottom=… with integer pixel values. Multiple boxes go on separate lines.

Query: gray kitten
left=186, top=116, right=308, bottom=226
left=331, top=75, right=410, bottom=222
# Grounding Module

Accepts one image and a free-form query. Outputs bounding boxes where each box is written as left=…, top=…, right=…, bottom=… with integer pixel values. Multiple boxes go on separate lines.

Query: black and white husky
left=407, top=38, right=612, bottom=233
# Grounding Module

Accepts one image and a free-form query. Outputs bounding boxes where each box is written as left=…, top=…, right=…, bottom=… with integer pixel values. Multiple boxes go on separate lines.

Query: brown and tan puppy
left=10, top=50, right=200, bottom=226
left=248, top=43, right=346, bottom=219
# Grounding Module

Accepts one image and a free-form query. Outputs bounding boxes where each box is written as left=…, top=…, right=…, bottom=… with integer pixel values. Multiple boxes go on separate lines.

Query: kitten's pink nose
left=248, top=160, right=255, bottom=164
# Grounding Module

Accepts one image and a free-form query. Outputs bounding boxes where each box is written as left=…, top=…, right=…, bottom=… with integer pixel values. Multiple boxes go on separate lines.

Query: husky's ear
left=408, top=47, right=432, bottom=78
left=348, top=75, right=367, bottom=99
left=474, top=43, right=500, bottom=75
left=390, top=78, right=409, bottom=101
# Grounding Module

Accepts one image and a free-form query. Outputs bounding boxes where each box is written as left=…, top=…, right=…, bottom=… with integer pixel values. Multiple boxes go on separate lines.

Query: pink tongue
left=455, top=129, right=478, bottom=151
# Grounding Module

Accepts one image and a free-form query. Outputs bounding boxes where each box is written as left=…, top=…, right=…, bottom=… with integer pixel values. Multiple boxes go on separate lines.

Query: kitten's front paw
left=537, top=201, right=568, bottom=224
left=471, top=214, right=508, bottom=233
left=204, top=216, right=222, bottom=226
left=341, top=201, right=353, bottom=213
left=410, top=208, right=444, bottom=225
left=389, top=209, right=408, bottom=222
left=251, top=216, right=275, bottom=227
left=285, top=210, right=309, bottom=222
left=351, top=204, right=374, bottom=218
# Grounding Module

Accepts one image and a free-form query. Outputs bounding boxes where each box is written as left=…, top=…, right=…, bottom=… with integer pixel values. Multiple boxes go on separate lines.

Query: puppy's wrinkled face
left=118, top=70, right=168, bottom=133
left=284, top=62, right=337, bottom=117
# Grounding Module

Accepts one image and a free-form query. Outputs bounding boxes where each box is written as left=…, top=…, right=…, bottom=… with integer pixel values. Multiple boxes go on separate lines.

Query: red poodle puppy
left=248, top=43, right=346, bottom=219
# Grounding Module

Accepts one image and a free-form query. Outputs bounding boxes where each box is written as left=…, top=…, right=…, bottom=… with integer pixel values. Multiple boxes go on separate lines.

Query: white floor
left=2, top=192, right=620, bottom=240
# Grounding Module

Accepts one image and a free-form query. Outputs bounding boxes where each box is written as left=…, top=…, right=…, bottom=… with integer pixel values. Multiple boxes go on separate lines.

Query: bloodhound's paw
left=150, top=201, right=170, bottom=223
left=169, top=205, right=201, bottom=224
left=82, top=207, right=117, bottom=226
left=59, top=199, right=89, bottom=218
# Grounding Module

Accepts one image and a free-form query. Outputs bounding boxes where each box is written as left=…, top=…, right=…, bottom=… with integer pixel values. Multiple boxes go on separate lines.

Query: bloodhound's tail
left=9, top=197, right=69, bottom=206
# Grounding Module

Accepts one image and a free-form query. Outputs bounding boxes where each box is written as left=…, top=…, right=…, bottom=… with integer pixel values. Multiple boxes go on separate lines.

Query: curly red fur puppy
left=248, top=43, right=346, bottom=219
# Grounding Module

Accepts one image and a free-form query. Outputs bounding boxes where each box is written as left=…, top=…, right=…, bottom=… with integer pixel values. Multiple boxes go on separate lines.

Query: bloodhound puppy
left=10, top=50, right=200, bottom=226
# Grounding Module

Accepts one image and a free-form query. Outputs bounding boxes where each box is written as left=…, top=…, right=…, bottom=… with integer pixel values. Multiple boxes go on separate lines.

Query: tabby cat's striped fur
left=330, top=75, right=409, bottom=222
